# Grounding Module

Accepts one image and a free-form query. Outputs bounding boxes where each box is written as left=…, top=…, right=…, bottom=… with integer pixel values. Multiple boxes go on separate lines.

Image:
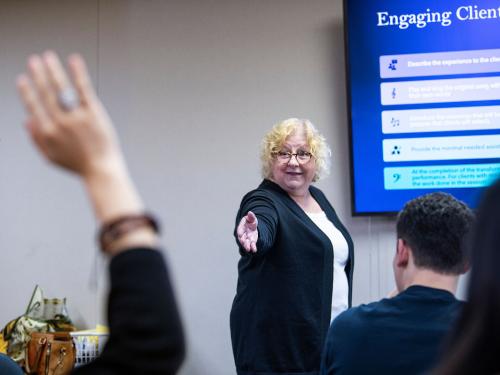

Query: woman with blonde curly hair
left=230, top=118, right=354, bottom=375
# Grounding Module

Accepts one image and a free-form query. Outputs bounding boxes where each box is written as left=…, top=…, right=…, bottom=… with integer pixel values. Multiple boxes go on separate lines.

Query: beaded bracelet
left=98, top=213, right=160, bottom=253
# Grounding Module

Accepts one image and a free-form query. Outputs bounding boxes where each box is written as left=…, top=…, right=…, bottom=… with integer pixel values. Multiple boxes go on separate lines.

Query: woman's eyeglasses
left=275, top=150, right=312, bottom=164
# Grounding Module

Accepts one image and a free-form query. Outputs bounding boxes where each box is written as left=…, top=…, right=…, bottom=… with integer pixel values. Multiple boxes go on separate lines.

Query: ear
left=461, top=260, right=470, bottom=274
left=395, top=238, right=410, bottom=267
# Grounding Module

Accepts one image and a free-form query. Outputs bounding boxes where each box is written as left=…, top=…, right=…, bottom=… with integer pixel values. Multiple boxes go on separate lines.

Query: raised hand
left=17, top=51, right=123, bottom=178
left=16, top=52, right=152, bottom=249
left=237, top=211, right=258, bottom=253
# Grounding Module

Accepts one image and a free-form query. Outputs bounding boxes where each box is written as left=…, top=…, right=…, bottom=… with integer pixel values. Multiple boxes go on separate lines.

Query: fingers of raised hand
left=17, top=74, right=56, bottom=144
left=26, top=54, right=64, bottom=122
left=44, top=51, right=85, bottom=115
left=24, top=51, right=89, bottom=125
left=44, top=51, right=72, bottom=94
left=68, top=54, right=97, bottom=108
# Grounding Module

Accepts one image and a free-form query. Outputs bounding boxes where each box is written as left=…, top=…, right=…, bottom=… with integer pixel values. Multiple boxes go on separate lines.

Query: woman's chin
left=283, top=180, right=309, bottom=193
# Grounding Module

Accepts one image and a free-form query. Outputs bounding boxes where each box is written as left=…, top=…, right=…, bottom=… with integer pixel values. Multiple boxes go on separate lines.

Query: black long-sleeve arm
left=234, top=190, right=279, bottom=257
left=73, top=248, right=185, bottom=375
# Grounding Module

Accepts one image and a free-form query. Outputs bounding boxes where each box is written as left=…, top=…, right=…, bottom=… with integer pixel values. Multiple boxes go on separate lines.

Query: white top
left=307, top=211, right=349, bottom=322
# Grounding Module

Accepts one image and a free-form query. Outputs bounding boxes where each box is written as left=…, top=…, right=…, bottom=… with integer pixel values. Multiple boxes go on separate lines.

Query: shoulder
left=309, top=184, right=325, bottom=199
left=236, top=182, right=283, bottom=223
left=324, top=307, right=365, bottom=351
left=447, top=296, right=465, bottom=315
left=240, top=187, right=278, bottom=208
left=309, top=185, right=334, bottom=210
left=324, top=300, right=392, bottom=355
left=309, top=184, right=322, bottom=194
left=329, top=299, right=391, bottom=336
left=241, top=187, right=274, bottom=201
left=328, top=306, right=361, bottom=338
left=240, top=180, right=287, bottom=205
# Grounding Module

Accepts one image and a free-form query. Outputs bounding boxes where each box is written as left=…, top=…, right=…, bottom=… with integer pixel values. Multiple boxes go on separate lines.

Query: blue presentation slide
left=346, top=0, right=500, bottom=214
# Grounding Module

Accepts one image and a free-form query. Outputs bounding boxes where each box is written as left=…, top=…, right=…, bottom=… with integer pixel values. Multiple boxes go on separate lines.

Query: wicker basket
left=70, top=332, right=108, bottom=367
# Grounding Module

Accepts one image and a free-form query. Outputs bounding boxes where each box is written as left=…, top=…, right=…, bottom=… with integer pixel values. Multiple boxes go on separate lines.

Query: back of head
left=396, top=192, right=474, bottom=275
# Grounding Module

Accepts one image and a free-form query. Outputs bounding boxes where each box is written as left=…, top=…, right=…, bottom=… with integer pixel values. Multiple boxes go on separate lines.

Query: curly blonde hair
left=260, top=118, right=331, bottom=182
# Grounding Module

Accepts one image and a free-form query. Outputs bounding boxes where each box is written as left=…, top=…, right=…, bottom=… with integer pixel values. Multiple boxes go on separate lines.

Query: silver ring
left=57, top=87, right=80, bottom=111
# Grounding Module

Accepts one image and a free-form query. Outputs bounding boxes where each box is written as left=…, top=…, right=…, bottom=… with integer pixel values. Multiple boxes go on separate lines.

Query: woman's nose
left=287, top=155, right=300, bottom=166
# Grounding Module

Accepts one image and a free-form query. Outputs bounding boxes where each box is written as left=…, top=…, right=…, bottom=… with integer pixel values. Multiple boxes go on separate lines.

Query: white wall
left=0, top=1, right=439, bottom=374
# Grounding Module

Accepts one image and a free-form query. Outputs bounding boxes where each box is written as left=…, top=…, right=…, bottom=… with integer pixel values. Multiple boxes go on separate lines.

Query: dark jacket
left=320, top=285, right=463, bottom=375
left=74, top=248, right=185, bottom=375
left=231, top=179, right=354, bottom=375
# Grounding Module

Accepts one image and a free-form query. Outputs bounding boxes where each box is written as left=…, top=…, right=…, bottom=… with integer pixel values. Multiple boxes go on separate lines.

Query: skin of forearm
left=83, top=157, right=158, bottom=255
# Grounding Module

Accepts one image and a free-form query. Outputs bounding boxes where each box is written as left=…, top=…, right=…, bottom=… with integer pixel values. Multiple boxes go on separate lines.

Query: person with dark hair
left=320, top=192, right=475, bottom=375
left=16, top=51, right=185, bottom=374
left=434, top=179, right=500, bottom=375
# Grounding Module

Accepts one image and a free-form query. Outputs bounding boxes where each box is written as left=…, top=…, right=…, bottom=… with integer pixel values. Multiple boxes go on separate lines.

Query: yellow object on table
left=0, top=334, right=7, bottom=354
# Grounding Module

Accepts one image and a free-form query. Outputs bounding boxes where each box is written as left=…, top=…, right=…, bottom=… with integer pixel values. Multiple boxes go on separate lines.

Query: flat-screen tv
left=344, top=0, right=500, bottom=215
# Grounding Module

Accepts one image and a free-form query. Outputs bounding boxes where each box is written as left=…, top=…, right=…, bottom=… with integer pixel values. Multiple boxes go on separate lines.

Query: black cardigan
left=230, top=179, right=354, bottom=375
left=73, top=248, right=185, bottom=375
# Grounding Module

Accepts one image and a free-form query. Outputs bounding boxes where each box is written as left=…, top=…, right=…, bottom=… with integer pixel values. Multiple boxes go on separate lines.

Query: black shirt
left=74, top=248, right=185, bottom=375
left=320, top=285, right=463, bottom=375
